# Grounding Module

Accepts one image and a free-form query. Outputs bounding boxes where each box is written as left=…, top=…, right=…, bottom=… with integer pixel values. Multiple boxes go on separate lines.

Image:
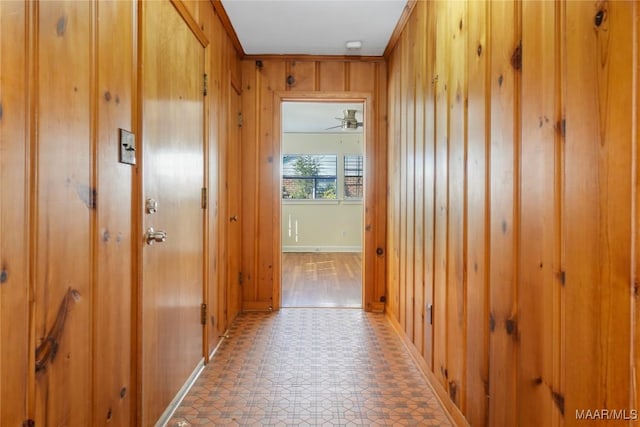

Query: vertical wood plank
left=465, top=0, right=489, bottom=424
left=487, top=1, right=520, bottom=425
left=446, top=0, right=468, bottom=410
left=412, top=2, right=427, bottom=355
left=398, top=36, right=408, bottom=330
left=374, top=62, right=388, bottom=309
left=202, top=2, right=222, bottom=350
left=257, top=60, right=286, bottom=306
left=288, top=60, right=316, bottom=91
left=348, top=62, right=376, bottom=93
left=241, top=60, right=259, bottom=307
left=35, top=1, right=92, bottom=425
left=517, top=1, right=560, bottom=425
left=0, top=1, right=30, bottom=425
left=423, top=0, right=437, bottom=369
left=564, top=0, right=633, bottom=420
left=433, top=0, right=449, bottom=389
left=93, top=1, right=134, bottom=425
left=318, top=61, right=346, bottom=92
left=387, top=52, right=402, bottom=319
left=635, top=0, right=640, bottom=417
left=218, top=28, right=230, bottom=328
left=404, top=16, right=416, bottom=342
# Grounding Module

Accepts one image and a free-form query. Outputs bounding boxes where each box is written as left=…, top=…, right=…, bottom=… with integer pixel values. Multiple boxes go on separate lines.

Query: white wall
left=281, top=133, right=363, bottom=252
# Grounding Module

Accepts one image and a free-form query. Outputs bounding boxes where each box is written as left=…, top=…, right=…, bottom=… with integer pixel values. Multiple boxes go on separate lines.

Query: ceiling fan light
left=345, top=40, right=363, bottom=50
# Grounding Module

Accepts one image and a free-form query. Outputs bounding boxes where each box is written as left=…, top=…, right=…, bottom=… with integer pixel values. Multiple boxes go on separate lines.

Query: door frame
left=272, top=91, right=374, bottom=311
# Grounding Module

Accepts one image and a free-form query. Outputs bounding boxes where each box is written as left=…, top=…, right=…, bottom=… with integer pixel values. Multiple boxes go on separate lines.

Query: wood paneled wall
left=239, top=58, right=388, bottom=311
left=386, top=1, right=639, bottom=426
left=0, top=1, right=240, bottom=425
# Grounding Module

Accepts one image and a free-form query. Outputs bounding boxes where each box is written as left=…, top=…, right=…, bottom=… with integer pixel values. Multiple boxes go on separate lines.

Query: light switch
left=119, top=129, right=136, bottom=165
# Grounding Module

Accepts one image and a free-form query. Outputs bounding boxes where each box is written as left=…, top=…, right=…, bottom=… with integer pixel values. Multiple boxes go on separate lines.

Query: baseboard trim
left=385, top=312, right=470, bottom=427
left=156, top=334, right=230, bottom=427
left=242, top=300, right=273, bottom=311
left=155, top=359, right=205, bottom=427
left=369, top=301, right=385, bottom=313
left=282, top=245, right=362, bottom=253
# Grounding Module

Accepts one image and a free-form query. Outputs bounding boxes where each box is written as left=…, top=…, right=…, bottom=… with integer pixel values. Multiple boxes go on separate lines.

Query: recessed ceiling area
left=220, top=0, right=408, bottom=56
left=282, top=102, right=363, bottom=133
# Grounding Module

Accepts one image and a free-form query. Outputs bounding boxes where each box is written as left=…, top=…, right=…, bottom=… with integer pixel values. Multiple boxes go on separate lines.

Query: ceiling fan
left=326, top=109, right=363, bottom=130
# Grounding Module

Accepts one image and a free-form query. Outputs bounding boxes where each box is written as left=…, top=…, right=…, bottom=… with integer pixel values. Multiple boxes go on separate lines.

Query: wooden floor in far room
left=281, top=252, right=362, bottom=308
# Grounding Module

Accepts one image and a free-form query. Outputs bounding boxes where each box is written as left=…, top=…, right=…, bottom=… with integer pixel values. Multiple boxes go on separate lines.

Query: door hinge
left=201, top=187, right=207, bottom=209
left=203, top=73, right=208, bottom=96
left=200, top=303, right=207, bottom=325
left=238, top=271, right=244, bottom=285
left=237, top=112, right=243, bottom=128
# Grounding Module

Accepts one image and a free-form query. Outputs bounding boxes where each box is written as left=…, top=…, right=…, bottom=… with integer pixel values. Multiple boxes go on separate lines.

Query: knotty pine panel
left=464, top=0, right=489, bottom=425
left=93, top=1, right=135, bottom=425
left=217, top=33, right=231, bottom=332
left=446, top=0, right=467, bottom=411
left=487, top=1, right=520, bottom=425
left=240, top=58, right=387, bottom=312
left=346, top=60, right=387, bottom=312
left=564, top=0, right=633, bottom=422
left=202, top=2, right=224, bottom=352
left=432, top=0, right=449, bottom=391
left=372, top=63, right=388, bottom=312
left=422, top=0, right=436, bottom=369
left=387, top=53, right=401, bottom=320
left=348, top=62, right=376, bottom=94
left=318, top=61, right=346, bottom=92
left=258, top=59, right=286, bottom=308
left=404, top=19, right=416, bottom=342
left=240, top=60, right=260, bottom=308
left=636, top=2, right=640, bottom=416
left=398, top=35, right=409, bottom=332
left=517, top=1, right=561, bottom=426
left=35, top=1, right=92, bottom=425
left=0, top=2, right=30, bottom=425
left=286, top=60, right=317, bottom=91
left=411, top=1, right=427, bottom=357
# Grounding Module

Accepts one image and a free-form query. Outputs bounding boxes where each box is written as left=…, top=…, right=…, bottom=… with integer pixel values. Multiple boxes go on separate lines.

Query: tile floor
left=169, top=308, right=453, bottom=426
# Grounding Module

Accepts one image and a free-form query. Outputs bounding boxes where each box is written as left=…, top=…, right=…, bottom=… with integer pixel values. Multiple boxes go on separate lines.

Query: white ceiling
left=282, top=101, right=363, bottom=133
left=220, top=0, right=408, bottom=56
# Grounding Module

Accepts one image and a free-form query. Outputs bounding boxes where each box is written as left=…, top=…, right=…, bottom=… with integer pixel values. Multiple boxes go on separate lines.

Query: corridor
left=169, top=309, right=453, bottom=426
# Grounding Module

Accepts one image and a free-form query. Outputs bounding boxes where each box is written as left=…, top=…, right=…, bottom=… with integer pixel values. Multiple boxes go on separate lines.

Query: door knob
left=145, top=227, right=167, bottom=245
left=230, top=215, right=238, bottom=222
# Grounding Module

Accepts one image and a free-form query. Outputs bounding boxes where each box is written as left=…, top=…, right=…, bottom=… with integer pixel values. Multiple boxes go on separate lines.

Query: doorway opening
left=280, top=101, right=365, bottom=308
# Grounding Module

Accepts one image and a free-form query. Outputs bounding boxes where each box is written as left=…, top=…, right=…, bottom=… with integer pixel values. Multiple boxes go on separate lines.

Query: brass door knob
left=145, top=227, right=167, bottom=245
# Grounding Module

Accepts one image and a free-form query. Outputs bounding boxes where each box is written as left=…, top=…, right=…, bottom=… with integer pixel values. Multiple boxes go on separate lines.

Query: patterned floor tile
left=169, top=309, right=453, bottom=426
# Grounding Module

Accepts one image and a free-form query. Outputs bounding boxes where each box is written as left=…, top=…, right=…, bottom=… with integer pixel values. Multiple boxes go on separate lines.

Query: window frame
left=281, top=154, right=338, bottom=200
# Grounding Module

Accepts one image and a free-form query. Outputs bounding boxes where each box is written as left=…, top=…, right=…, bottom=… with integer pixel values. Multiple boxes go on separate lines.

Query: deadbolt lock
left=146, top=198, right=158, bottom=214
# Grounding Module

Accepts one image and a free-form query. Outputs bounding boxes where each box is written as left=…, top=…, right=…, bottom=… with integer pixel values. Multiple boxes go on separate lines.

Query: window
left=344, top=155, right=363, bottom=199
left=282, top=154, right=337, bottom=200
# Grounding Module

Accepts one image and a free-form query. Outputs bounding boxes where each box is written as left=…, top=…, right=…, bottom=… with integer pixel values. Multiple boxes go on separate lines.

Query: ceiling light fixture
left=345, top=40, right=363, bottom=50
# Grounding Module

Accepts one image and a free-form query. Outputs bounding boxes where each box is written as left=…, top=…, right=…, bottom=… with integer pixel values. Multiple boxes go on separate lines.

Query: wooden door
left=226, top=84, right=242, bottom=322
left=140, top=1, right=207, bottom=424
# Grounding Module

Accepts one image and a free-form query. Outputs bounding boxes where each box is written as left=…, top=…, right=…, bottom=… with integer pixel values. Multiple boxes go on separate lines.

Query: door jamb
left=272, top=91, right=373, bottom=311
